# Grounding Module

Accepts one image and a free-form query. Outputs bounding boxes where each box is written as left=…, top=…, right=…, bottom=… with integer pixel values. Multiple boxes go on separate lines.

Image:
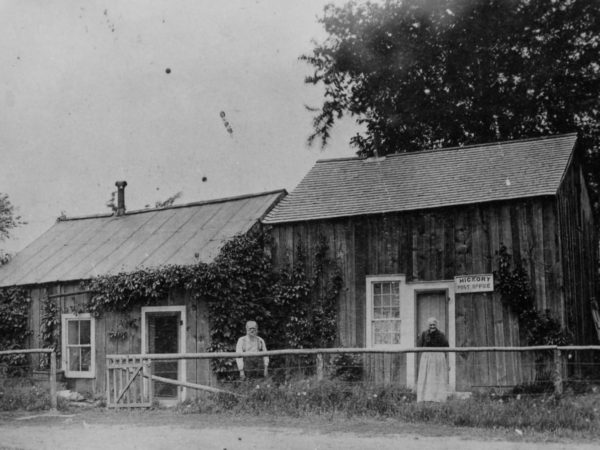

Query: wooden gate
left=106, top=355, right=152, bottom=408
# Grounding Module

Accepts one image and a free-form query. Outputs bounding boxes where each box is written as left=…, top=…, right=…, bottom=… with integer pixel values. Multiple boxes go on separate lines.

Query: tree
left=0, top=193, right=24, bottom=265
left=303, top=0, right=600, bottom=210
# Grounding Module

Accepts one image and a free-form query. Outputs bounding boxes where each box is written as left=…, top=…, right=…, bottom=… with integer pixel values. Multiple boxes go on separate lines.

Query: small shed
left=263, top=133, right=598, bottom=391
left=0, top=186, right=285, bottom=401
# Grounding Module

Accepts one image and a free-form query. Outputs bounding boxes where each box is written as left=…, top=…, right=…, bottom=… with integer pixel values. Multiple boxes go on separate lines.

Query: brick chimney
left=115, top=181, right=127, bottom=216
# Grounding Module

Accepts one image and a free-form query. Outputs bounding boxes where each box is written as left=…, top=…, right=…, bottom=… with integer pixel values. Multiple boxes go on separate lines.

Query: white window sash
left=366, top=275, right=405, bottom=349
left=61, top=313, right=95, bottom=378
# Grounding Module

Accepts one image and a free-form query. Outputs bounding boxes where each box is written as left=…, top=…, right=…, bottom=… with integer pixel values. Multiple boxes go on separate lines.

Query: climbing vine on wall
left=189, top=232, right=343, bottom=378
left=187, top=231, right=279, bottom=377
left=39, top=296, right=60, bottom=369
left=494, top=244, right=571, bottom=346
left=271, top=236, right=343, bottom=350
left=0, top=287, right=32, bottom=375
left=83, top=229, right=343, bottom=379
left=87, top=264, right=197, bottom=316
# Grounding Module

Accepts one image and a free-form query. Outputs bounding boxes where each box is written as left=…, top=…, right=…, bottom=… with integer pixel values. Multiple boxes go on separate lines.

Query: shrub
left=0, top=287, right=32, bottom=376
left=330, top=354, right=363, bottom=382
left=0, top=381, right=52, bottom=411
left=511, top=381, right=555, bottom=396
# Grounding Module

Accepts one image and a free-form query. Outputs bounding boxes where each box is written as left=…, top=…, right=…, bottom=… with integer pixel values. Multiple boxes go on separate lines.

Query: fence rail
left=0, top=348, right=57, bottom=410
left=110, top=345, right=600, bottom=360
left=106, top=345, right=600, bottom=360
left=107, top=345, right=600, bottom=405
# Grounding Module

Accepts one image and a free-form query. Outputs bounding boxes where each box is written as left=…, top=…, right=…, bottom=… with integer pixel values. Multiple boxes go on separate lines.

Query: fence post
left=553, top=347, right=563, bottom=396
left=50, top=351, right=57, bottom=410
left=316, top=353, right=324, bottom=381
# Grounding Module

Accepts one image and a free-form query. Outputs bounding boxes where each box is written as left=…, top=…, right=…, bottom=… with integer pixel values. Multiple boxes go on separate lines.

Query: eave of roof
left=0, top=189, right=286, bottom=287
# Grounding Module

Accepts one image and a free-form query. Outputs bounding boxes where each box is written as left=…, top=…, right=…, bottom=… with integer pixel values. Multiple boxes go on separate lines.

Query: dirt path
left=0, top=410, right=598, bottom=450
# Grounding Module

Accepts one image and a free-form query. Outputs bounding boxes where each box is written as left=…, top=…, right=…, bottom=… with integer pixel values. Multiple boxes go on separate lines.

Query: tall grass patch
left=0, top=379, right=53, bottom=411
left=176, top=379, right=600, bottom=433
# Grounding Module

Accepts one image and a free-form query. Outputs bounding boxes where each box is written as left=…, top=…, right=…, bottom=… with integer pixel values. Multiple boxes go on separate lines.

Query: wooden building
left=262, top=133, right=599, bottom=391
left=0, top=186, right=285, bottom=402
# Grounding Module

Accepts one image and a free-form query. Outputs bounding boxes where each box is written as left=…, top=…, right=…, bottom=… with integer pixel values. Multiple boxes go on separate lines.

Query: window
left=367, top=279, right=402, bottom=347
left=61, top=314, right=95, bottom=378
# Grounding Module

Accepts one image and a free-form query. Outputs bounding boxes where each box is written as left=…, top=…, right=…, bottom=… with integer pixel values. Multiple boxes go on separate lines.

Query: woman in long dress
left=416, top=317, right=449, bottom=402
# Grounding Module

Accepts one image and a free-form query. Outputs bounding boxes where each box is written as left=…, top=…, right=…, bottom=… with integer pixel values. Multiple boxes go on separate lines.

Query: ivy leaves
left=85, top=229, right=343, bottom=379
left=87, top=264, right=200, bottom=316
left=0, top=287, right=31, bottom=374
left=494, top=244, right=534, bottom=316
left=271, top=236, right=342, bottom=351
left=494, top=244, right=571, bottom=346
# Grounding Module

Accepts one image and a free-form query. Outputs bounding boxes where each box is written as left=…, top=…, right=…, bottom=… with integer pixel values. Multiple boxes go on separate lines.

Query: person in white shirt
left=235, top=320, right=269, bottom=380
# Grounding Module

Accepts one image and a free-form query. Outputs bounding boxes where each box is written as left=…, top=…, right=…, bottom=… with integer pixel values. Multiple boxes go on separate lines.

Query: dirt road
left=0, top=410, right=598, bottom=450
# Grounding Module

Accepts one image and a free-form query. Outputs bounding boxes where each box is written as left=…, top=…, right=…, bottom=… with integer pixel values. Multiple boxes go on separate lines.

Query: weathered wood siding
left=269, top=196, right=565, bottom=389
left=27, top=282, right=211, bottom=396
left=556, top=162, right=598, bottom=346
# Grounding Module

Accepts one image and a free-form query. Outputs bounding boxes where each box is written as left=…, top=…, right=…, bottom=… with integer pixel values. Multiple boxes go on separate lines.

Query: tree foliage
left=303, top=0, right=600, bottom=207
left=0, top=193, right=25, bottom=265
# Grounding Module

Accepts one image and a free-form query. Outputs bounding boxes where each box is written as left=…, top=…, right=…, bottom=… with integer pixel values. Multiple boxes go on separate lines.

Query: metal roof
left=263, top=134, right=577, bottom=224
left=0, top=190, right=285, bottom=287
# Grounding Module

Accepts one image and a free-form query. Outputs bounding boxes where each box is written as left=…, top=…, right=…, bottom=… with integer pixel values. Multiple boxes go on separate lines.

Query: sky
left=0, top=0, right=360, bottom=253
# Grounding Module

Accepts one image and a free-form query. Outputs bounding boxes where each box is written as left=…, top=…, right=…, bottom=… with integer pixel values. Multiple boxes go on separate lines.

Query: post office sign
left=454, top=274, right=494, bottom=293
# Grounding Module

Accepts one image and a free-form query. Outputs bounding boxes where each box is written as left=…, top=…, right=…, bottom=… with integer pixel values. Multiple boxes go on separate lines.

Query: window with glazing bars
left=371, top=281, right=401, bottom=345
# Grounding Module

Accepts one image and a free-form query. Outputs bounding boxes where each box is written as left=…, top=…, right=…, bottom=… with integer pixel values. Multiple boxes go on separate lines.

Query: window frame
left=61, top=313, right=95, bottom=378
left=365, top=275, right=405, bottom=349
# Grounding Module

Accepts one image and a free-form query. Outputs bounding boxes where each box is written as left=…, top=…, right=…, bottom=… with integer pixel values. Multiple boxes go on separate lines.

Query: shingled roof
left=0, top=190, right=285, bottom=287
left=263, top=134, right=577, bottom=224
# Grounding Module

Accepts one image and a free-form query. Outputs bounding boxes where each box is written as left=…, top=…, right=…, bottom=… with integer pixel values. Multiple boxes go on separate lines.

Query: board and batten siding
left=556, top=163, right=598, bottom=348
left=269, top=196, right=565, bottom=389
left=26, top=282, right=211, bottom=396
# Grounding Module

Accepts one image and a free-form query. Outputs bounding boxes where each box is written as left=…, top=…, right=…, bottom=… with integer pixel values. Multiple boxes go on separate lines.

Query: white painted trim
left=365, top=275, right=406, bottom=349
left=365, top=276, right=456, bottom=391
left=61, top=313, right=95, bottom=379
left=141, top=306, right=187, bottom=402
left=408, top=280, right=456, bottom=391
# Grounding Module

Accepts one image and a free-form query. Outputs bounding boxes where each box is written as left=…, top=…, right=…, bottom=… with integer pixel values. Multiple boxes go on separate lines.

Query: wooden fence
left=107, top=345, right=600, bottom=407
left=0, top=348, right=57, bottom=410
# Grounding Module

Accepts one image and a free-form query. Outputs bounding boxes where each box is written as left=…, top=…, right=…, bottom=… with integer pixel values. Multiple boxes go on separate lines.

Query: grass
left=0, top=379, right=54, bottom=411
left=2, top=375, right=599, bottom=436
left=175, top=378, right=600, bottom=434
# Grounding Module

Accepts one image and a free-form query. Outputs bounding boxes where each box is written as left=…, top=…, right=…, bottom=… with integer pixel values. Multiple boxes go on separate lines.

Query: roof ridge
left=57, top=189, right=287, bottom=221
left=315, top=133, right=578, bottom=164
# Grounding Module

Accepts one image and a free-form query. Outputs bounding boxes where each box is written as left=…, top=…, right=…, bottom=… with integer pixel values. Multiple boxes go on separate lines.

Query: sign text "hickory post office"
left=454, top=274, right=494, bottom=293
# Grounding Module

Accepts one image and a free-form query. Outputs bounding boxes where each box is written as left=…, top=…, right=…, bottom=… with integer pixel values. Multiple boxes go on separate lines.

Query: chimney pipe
left=115, top=181, right=127, bottom=216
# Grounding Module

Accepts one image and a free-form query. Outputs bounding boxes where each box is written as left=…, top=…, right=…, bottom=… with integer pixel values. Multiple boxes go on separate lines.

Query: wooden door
left=147, top=313, right=180, bottom=399
left=415, top=290, right=448, bottom=375
left=416, top=291, right=448, bottom=337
